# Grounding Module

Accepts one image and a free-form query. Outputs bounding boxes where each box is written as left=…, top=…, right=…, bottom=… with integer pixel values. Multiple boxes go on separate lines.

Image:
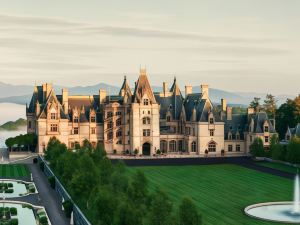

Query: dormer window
left=74, top=116, right=79, bottom=123
left=236, top=133, right=240, bottom=140
left=228, top=133, right=232, bottom=140
left=287, top=135, right=290, bottom=140
left=91, top=116, right=96, bottom=123
left=50, top=113, right=57, bottom=120
left=209, top=118, right=214, bottom=124
left=264, top=126, right=269, bottom=132
left=167, top=116, right=171, bottom=122
left=143, top=99, right=149, bottom=105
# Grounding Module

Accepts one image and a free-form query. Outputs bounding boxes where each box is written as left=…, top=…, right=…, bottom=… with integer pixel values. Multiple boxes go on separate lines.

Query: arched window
left=178, top=140, right=183, bottom=152
left=116, top=129, right=122, bottom=137
left=160, top=140, right=168, bottom=153
left=116, top=118, right=122, bottom=126
left=142, top=117, right=151, bottom=125
left=208, top=141, right=216, bottom=152
left=191, top=141, right=197, bottom=152
left=169, top=140, right=177, bottom=152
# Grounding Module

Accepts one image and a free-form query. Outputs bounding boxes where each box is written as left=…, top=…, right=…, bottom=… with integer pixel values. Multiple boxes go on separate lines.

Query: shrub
left=113, top=149, right=117, bottom=154
left=4, top=189, right=13, bottom=193
left=33, top=158, right=38, bottom=164
left=22, top=204, right=33, bottom=209
left=10, top=207, right=17, bottom=216
left=39, top=162, right=45, bottom=171
left=156, top=149, right=161, bottom=155
left=62, top=200, right=73, bottom=218
left=10, top=218, right=19, bottom=225
left=48, top=176, right=56, bottom=189
left=39, top=216, right=48, bottom=225
left=7, top=183, right=13, bottom=188
left=134, top=149, right=138, bottom=155
left=29, top=187, right=36, bottom=193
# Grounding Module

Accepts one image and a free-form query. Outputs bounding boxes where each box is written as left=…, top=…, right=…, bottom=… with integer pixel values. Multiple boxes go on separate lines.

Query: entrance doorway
left=142, top=142, right=151, bottom=156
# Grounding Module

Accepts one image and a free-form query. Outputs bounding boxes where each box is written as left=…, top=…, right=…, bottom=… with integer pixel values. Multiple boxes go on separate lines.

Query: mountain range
left=0, top=82, right=295, bottom=107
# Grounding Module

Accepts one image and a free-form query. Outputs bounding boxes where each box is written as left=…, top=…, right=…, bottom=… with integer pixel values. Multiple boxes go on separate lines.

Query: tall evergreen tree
left=249, top=97, right=261, bottom=112
left=264, top=94, right=277, bottom=118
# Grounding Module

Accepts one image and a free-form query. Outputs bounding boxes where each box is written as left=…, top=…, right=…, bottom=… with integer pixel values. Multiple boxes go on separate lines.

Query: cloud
left=0, top=14, right=276, bottom=44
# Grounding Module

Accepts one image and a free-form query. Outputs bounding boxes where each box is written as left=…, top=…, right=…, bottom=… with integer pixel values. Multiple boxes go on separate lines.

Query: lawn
left=128, top=164, right=293, bottom=225
left=0, top=164, right=29, bottom=178
left=256, top=161, right=298, bottom=174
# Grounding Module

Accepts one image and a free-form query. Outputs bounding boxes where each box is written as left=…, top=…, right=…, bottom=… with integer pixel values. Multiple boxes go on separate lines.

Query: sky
left=0, top=0, right=299, bottom=95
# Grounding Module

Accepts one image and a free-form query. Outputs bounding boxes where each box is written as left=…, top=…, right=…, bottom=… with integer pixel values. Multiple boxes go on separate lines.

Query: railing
left=38, top=156, right=92, bottom=225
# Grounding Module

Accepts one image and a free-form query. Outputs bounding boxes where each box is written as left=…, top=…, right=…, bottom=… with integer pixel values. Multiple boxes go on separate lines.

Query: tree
left=116, top=202, right=142, bottom=225
left=179, top=197, right=202, bottom=225
left=276, top=97, right=300, bottom=139
left=249, top=97, right=261, bottom=112
left=148, top=189, right=173, bottom=225
left=286, top=137, right=300, bottom=164
left=130, top=170, right=148, bottom=203
left=264, top=94, right=277, bottom=118
left=249, top=138, right=265, bottom=157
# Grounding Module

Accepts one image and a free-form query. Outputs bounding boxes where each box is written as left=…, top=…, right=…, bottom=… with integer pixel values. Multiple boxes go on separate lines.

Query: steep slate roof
left=132, top=69, right=156, bottom=104
left=155, top=94, right=183, bottom=120
left=249, top=112, right=276, bottom=133
left=119, top=76, right=132, bottom=97
left=224, top=114, right=247, bottom=140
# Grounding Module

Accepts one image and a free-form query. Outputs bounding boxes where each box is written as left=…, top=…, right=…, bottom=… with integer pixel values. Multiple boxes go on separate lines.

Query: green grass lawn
left=0, top=164, right=30, bottom=178
left=256, top=161, right=298, bottom=174
left=128, top=164, right=293, bottom=225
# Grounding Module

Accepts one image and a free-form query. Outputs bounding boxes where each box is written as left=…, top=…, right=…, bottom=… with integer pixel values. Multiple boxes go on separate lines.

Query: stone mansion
left=26, top=69, right=276, bottom=156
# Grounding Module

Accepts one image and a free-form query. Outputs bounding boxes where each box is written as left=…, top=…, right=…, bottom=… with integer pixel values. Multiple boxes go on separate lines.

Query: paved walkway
left=28, top=163, right=69, bottom=225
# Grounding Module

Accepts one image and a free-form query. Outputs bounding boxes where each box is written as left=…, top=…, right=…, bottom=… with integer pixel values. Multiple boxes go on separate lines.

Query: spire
left=133, top=68, right=156, bottom=104
left=119, top=75, right=132, bottom=97
left=170, top=76, right=182, bottom=96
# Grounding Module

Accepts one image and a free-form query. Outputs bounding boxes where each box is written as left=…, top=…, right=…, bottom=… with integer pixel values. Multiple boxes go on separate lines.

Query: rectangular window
left=228, top=145, right=233, bottom=152
left=91, top=116, right=96, bottom=123
left=209, top=118, right=214, bottom=124
left=51, top=113, right=56, bottom=120
left=143, top=99, right=149, bottom=105
left=210, top=130, right=214, bottom=136
left=186, top=127, right=191, bottom=135
left=143, top=129, right=151, bottom=136
left=91, top=127, right=96, bottom=134
left=250, top=135, right=252, bottom=142
left=73, top=127, right=79, bottom=134
left=107, top=112, right=113, bottom=118
left=50, top=124, right=58, bottom=132
left=264, top=126, right=269, bottom=132
left=116, top=111, right=122, bottom=116
left=74, top=116, right=79, bottom=123
left=28, top=121, right=32, bottom=129
left=265, top=136, right=269, bottom=143
left=236, top=145, right=240, bottom=152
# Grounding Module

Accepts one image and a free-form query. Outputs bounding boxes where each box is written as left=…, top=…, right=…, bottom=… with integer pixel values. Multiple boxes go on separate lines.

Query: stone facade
left=27, top=69, right=277, bottom=156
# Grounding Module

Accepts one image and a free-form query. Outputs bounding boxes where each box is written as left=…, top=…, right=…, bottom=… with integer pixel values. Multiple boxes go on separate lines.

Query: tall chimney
left=201, top=84, right=209, bottom=99
left=62, top=88, right=69, bottom=115
left=163, top=82, right=168, bottom=96
left=226, top=106, right=232, bottom=120
left=185, top=85, right=192, bottom=97
left=42, top=83, right=52, bottom=102
left=221, top=99, right=227, bottom=111
left=99, top=89, right=107, bottom=104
